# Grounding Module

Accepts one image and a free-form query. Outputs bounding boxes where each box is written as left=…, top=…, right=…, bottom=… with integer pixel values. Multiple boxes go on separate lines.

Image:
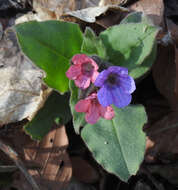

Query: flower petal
left=66, top=65, right=81, bottom=80
left=108, top=66, right=128, bottom=76
left=85, top=103, right=100, bottom=124
left=72, top=54, right=88, bottom=65
left=75, top=99, right=90, bottom=113
left=97, top=85, right=113, bottom=107
left=85, top=93, right=97, bottom=100
left=99, top=105, right=115, bottom=120
left=75, top=75, right=90, bottom=89
left=94, top=70, right=110, bottom=87
left=91, top=71, right=99, bottom=83
left=90, top=58, right=98, bottom=71
left=72, top=54, right=98, bottom=71
left=119, top=76, right=136, bottom=94
left=111, top=86, right=131, bottom=108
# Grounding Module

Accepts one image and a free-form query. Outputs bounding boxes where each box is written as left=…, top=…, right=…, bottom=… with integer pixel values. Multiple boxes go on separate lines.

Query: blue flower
left=94, top=66, right=136, bottom=108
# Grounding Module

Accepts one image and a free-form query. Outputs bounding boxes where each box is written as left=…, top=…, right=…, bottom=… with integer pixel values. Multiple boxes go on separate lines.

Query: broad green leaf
left=99, top=22, right=159, bottom=78
left=24, top=91, right=72, bottom=140
left=69, top=80, right=86, bottom=134
left=15, top=21, right=83, bottom=93
left=130, top=42, right=157, bottom=78
left=81, top=27, right=107, bottom=59
left=120, top=12, right=153, bottom=25
left=81, top=105, right=147, bottom=181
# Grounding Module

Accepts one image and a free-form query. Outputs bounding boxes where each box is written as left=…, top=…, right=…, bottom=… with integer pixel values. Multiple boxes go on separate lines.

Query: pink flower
left=66, top=54, right=99, bottom=89
left=75, top=93, right=115, bottom=124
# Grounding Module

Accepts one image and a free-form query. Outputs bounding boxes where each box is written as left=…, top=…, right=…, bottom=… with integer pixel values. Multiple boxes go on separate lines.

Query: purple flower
left=94, top=66, right=136, bottom=108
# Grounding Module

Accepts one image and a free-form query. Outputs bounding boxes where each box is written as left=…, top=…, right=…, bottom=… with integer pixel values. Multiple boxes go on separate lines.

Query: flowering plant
left=15, top=12, right=159, bottom=181
left=66, top=54, right=136, bottom=124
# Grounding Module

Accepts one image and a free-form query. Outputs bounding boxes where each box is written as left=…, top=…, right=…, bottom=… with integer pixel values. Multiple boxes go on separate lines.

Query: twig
left=0, top=139, right=40, bottom=190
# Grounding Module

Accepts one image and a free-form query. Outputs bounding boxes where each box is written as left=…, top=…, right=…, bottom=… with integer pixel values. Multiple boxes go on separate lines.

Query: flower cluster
left=66, top=54, right=136, bottom=124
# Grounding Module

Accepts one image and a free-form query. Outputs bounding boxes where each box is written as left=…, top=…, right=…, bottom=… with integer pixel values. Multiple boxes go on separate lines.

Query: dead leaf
left=64, top=178, right=96, bottom=190
left=134, top=181, right=152, bottom=190
left=95, top=5, right=129, bottom=28
left=143, top=112, right=178, bottom=185
left=175, top=48, right=178, bottom=100
left=63, top=5, right=128, bottom=23
left=166, top=19, right=178, bottom=101
left=148, top=164, right=178, bottom=185
left=0, top=139, right=40, bottom=190
left=144, top=94, right=171, bottom=125
left=152, top=43, right=178, bottom=110
left=129, top=0, right=164, bottom=26
left=32, top=0, right=76, bottom=20
left=0, top=22, right=2, bottom=40
left=99, top=0, right=129, bottom=6
left=167, top=19, right=178, bottom=45
left=164, top=0, right=178, bottom=18
left=12, top=125, right=72, bottom=190
left=84, top=0, right=100, bottom=8
left=145, top=112, right=178, bottom=160
left=71, top=156, right=99, bottom=183
left=0, top=29, right=45, bottom=125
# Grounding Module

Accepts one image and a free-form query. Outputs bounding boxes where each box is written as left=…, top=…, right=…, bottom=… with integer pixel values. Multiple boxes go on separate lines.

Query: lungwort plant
left=15, top=12, right=159, bottom=181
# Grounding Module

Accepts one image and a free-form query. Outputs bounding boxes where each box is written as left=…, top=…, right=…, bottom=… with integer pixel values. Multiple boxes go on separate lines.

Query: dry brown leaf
left=152, top=43, right=178, bottom=110
left=145, top=112, right=178, bottom=160
left=63, top=5, right=128, bottom=23
left=0, top=139, right=40, bottom=190
left=144, top=94, right=171, bottom=125
left=0, top=22, right=2, bottom=40
left=95, top=5, right=129, bottom=28
left=129, top=0, right=164, bottom=26
left=164, top=0, right=178, bottom=18
left=84, top=0, right=100, bottom=8
left=12, top=125, right=72, bottom=190
left=33, top=0, right=76, bottom=20
left=148, top=164, right=178, bottom=185
left=167, top=19, right=178, bottom=45
left=64, top=178, right=96, bottom=190
left=166, top=19, right=178, bottom=101
left=71, top=156, right=99, bottom=183
left=152, top=19, right=178, bottom=110
left=0, top=29, right=44, bottom=125
left=99, top=0, right=128, bottom=6
left=144, top=112, right=178, bottom=185
left=175, top=48, right=178, bottom=100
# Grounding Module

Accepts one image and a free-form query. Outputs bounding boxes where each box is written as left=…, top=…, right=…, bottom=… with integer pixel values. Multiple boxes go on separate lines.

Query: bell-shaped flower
left=66, top=54, right=99, bottom=89
left=94, top=66, right=136, bottom=108
left=75, top=93, right=115, bottom=124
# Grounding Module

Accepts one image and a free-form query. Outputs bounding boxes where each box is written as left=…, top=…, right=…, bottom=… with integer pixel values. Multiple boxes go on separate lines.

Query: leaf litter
left=0, top=28, right=44, bottom=125
left=2, top=0, right=178, bottom=189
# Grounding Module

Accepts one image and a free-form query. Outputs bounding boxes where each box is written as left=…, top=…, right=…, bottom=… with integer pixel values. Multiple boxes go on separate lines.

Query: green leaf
left=130, top=42, right=157, bottom=78
left=69, top=80, right=86, bottom=134
left=120, top=12, right=153, bottom=25
left=81, top=27, right=107, bottom=59
left=81, top=105, right=147, bottom=181
left=24, top=91, right=72, bottom=140
left=99, top=22, right=159, bottom=78
left=15, top=21, right=83, bottom=93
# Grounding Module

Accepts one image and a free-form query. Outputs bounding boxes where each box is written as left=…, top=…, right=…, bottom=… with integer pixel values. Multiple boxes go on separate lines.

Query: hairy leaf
left=15, top=21, right=83, bottom=93
left=81, top=105, right=147, bottom=181
left=24, top=91, right=71, bottom=140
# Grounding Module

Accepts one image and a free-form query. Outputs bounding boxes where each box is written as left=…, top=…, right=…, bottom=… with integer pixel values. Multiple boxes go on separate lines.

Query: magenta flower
left=66, top=54, right=99, bottom=89
left=94, top=66, right=136, bottom=108
left=75, top=93, right=115, bottom=124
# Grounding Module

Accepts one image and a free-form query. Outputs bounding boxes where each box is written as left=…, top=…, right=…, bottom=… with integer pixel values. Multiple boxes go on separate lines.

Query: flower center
left=107, top=74, right=117, bottom=85
left=81, top=62, right=94, bottom=77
